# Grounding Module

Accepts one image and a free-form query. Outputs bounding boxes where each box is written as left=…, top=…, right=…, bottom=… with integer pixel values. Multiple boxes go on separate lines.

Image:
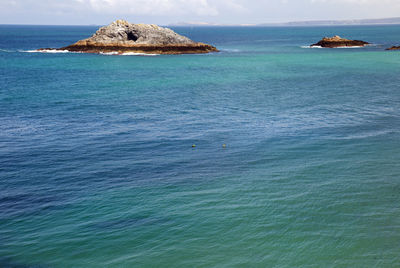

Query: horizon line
left=1, top=16, right=400, bottom=27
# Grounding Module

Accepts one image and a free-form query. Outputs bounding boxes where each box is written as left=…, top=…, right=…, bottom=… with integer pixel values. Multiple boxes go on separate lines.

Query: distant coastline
left=1, top=17, right=400, bottom=27
left=170, top=17, right=400, bottom=27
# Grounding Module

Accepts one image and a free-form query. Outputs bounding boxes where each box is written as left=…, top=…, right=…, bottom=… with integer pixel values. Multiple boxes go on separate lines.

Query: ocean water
left=1, top=24, right=400, bottom=267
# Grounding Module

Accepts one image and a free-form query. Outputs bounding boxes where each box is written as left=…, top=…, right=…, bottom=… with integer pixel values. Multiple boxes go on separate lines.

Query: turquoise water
left=1, top=25, right=400, bottom=267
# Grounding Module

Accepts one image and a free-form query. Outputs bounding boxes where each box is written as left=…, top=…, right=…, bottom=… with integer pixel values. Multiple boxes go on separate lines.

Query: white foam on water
left=335, top=46, right=365, bottom=49
left=301, top=45, right=322, bottom=49
left=301, top=45, right=371, bottom=49
left=0, top=49, right=14, bottom=53
left=99, top=51, right=159, bottom=56
left=120, top=52, right=159, bottom=56
left=222, top=49, right=241, bottom=52
left=21, top=49, right=159, bottom=56
left=99, top=51, right=120, bottom=55
left=21, top=49, right=72, bottom=53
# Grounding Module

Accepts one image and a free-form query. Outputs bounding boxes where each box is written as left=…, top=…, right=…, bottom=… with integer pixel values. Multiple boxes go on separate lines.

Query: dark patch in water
left=0, top=192, right=68, bottom=218
left=0, top=257, right=49, bottom=268
left=91, top=216, right=171, bottom=231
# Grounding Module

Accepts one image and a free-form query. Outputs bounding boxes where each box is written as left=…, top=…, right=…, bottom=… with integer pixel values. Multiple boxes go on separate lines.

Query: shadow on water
left=0, top=258, right=49, bottom=268
left=89, top=215, right=171, bottom=231
left=0, top=192, right=70, bottom=218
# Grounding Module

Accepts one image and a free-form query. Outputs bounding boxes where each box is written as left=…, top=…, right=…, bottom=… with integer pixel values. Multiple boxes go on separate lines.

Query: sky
left=1, top=0, right=400, bottom=25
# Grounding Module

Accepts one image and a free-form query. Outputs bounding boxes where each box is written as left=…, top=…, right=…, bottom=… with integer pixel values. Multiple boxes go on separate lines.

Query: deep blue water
left=1, top=24, right=400, bottom=267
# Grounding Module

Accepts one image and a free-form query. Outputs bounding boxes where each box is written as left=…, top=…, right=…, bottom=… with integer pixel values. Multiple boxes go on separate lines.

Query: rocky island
left=38, top=20, right=218, bottom=55
left=311, top=35, right=369, bottom=48
left=386, top=46, right=400, bottom=50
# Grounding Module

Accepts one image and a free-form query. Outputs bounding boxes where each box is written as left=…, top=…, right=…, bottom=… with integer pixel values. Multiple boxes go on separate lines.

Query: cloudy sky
left=1, top=0, right=399, bottom=25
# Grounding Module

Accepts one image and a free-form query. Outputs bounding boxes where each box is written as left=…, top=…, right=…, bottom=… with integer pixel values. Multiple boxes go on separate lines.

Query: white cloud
left=310, top=0, right=399, bottom=4
left=73, top=0, right=221, bottom=16
left=1, top=0, right=399, bottom=25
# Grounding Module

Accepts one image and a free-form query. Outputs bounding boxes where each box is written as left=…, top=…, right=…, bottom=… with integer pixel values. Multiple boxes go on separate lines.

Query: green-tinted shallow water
left=1, top=25, right=400, bottom=267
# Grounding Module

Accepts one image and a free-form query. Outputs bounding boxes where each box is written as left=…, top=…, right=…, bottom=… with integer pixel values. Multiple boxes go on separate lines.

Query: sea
left=1, top=24, right=400, bottom=267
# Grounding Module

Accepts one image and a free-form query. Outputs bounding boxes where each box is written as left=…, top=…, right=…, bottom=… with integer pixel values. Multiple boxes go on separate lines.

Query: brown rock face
left=311, top=35, right=369, bottom=48
left=59, top=43, right=218, bottom=55
left=38, top=20, right=218, bottom=55
left=386, top=46, right=400, bottom=50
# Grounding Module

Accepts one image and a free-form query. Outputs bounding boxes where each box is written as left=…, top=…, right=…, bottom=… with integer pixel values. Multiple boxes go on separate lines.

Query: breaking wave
left=221, top=49, right=241, bottom=53
left=0, top=49, right=15, bottom=53
left=300, top=45, right=322, bottom=49
left=120, top=52, right=159, bottom=56
left=301, top=44, right=377, bottom=49
left=99, top=51, right=159, bottom=56
left=21, top=49, right=72, bottom=53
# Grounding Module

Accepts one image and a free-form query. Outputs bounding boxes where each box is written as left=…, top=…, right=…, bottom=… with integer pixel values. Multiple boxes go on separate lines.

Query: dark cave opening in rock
left=127, top=32, right=138, bottom=42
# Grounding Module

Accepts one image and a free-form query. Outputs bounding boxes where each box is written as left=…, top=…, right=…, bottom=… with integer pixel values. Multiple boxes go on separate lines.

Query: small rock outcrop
left=386, top=46, right=400, bottom=50
left=311, top=35, right=369, bottom=48
left=38, top=20, right=218, bottom=54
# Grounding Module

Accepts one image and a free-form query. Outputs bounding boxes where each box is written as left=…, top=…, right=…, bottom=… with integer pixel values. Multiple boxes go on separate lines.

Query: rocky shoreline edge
left=38, top=43, right=218, bottom=55
left=37, top=20, right=218, bottom=55
left=310, top=35, right=369, bottom=48
left=386, top=46, right=400, bottom=50
left=35, top=22, right=399, bottom=54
